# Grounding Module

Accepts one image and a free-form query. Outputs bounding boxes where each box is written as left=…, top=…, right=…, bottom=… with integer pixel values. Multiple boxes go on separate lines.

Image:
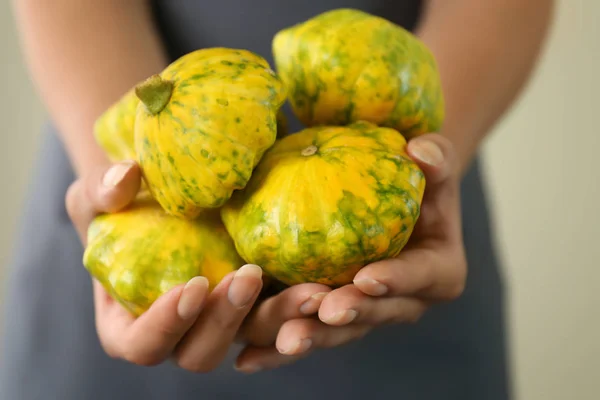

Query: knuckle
left=98, top=339, right=121, bottom=360
left=64, top=181, right=82, bottom=221
left=117, top=333, right=165, bottom=367
left=439, top=256, right=467, bottom=301
left=213, top=312, right=243, bottom=331
left=447, top=282, right=466, bottom=300
left=154, top=320, right=185, bottom=338
left=355, top=326, right=371, bottom=340
left=389, top=312, right=414, bottom=325
left=326, top=325, right=367, bottom=348
left=444, top=275, right=466, bottom=300
left=281, top=319, right=317, bottom=339
left=174, top=356, right=217, bottom=374
left=121, top=347, right=163, bottom=367
left=405, top=309, right=425, bottom=324
left=389, top=302, right=427, bottom=325
left=321, top=286, right=362, bottom=311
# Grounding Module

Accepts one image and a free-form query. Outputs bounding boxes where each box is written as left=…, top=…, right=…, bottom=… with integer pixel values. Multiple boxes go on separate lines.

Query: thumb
left=406, top=133, right=458, bottom=188
left=65, top=160, right=142, bottom=245
left=405, top=134, right=462, bottom=243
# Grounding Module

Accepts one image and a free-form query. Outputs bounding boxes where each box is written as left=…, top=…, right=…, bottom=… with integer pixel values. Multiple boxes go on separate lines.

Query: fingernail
left=102, top=162, right=134, bottom=187
left=323, top=309, right=358, bottom=325
left=234, top=362, right=262, bottom=374
left=177, top=276, right=209, bottom=319
left=228, top=264, right=263, bottom=308
left=411, top=140, right=443, bottom=166
left=299, top=292, right=328, bottom=315
left=354, top=278, right=389, bottom=296
left=278, top=338, right=312, bottom=355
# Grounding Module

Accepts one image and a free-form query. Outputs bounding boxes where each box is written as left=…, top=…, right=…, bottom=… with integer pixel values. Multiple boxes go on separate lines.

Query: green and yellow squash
left=221, top=121, right=426, bottom=287
left=272, top=8, right=445, bottom=139
left=134, top=48, right=287, bottom=219
left=93, top=88, right=139, bottom=162
left=83, top=194, right=244, bottom=316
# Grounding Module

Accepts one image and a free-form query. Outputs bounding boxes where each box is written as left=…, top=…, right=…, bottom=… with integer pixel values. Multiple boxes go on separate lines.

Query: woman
left=2, top=0, right=553, bottom=399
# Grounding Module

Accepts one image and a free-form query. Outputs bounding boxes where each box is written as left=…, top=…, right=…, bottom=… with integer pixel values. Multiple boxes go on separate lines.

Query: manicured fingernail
left=323, top=309, right=358, bottom=325
left=228, top=264, right=263, bottom=308
left=411, top=140, right=443, bottom=166
left=177, top=276, right=209, bottom=319
left=299, top=292, right=328, bottom=315
left=354, top=278, right=389, bottom=296
left=234, top=362, right=262, bottom=374
left=278, top=338, right=312, bottom=355
left=102, top=161, right=134, bottom=187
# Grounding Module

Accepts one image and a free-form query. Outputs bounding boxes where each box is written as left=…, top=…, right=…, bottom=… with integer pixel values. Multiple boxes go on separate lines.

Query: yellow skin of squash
left=134, top=48, right=287, bottom=219
left=83, top=194, right=244, bottom=316
left=94, top=91, right=288, bottom=162
left=272, top=8, right=445, bottom=139
left=93, top=88, right=139, bottom=162
left=221, top=121, right=426, bottom=287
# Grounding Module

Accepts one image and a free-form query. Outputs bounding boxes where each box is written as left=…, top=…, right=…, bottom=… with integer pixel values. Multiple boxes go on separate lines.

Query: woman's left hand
left=234, top=134, right=468, bottom=373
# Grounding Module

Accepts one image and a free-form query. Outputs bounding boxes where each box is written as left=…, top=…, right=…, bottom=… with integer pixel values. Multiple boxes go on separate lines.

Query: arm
left=12, top=0, right=168, bottom=177
left=415, top=0, right=555, bottom=176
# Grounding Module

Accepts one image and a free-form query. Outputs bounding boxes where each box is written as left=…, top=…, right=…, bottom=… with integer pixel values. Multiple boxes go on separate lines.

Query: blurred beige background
left=0, top=5, right=46, bottom=314
left=0, top=1, right=598, bottom=399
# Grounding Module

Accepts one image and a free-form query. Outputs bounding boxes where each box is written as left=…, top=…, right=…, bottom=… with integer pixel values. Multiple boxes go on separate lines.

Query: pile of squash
left=84, top=9, right=445, bottom=316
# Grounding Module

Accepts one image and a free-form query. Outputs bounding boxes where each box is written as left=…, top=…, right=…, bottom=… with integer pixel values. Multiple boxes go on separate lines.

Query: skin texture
left=272, top=8, right=445, bottom=139
left=14, top=0, right=555, bottom=375
left=135, top=48, right=287, bottom=219
left=83, top=194, right=243, bottom=317
left=12, top=0, right=169, bottom=177
left=221, top=121, right=426, bottom=286
left=415, top=0, right=555, bottom=176
left=93, top=88, right=140, bottom=162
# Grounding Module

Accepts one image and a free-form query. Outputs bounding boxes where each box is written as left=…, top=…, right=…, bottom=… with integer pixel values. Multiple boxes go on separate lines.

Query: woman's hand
left=66, top=132, right=466, bottom=373
left=234, top=134, right=468, bottom=371
left=65, top=161, right=264, bottom=371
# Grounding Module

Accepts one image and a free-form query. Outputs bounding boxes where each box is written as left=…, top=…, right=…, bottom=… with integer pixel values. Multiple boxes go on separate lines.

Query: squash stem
left=301, top=145, right=318, bottom=156
left=135, top=74, right=173, bottom=115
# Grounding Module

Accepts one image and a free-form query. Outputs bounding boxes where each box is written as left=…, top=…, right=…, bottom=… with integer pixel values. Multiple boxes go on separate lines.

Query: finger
left=405, top=135, right=463, bottom=241
left=65, top=161, right=141, bottom=243
left=239, top=283, right=332, bottom=347
left=275, top=318, right=371, bottom=356
left=353, top=246, right=467, bottom=301
left=353, top=248, right=436, bottom=297
left=234, top=319, right=371, bottom=373
left=173, top=264, right=264, bottom=373
left=406, top=133, right=458, bottom=187
left=234, top=345, right=310, bottom=374
left=96, top=276, right=210, bottom=366
left=317, top=284, right=427, bottom=326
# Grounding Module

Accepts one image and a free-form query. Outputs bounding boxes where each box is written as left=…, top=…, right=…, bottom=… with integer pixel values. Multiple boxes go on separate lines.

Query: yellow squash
left=134, top=48, right=287, bottom=219
left=94, top=88, right=139, bottom=162
left=83, top=194, right=244, bottom=316
left=221, top=121, right=426, bottom=287
left=272, top=8, right=445, bottom=139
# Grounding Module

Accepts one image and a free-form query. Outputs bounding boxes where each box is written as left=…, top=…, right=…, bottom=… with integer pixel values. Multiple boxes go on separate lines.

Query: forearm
left=13, top=0, right=168, bottom=177
left=416, top=0, right=555, bottom=176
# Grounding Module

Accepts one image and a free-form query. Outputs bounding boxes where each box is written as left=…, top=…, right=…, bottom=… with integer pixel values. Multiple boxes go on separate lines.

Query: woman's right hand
left=65, top=161, right=264, bottom=371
